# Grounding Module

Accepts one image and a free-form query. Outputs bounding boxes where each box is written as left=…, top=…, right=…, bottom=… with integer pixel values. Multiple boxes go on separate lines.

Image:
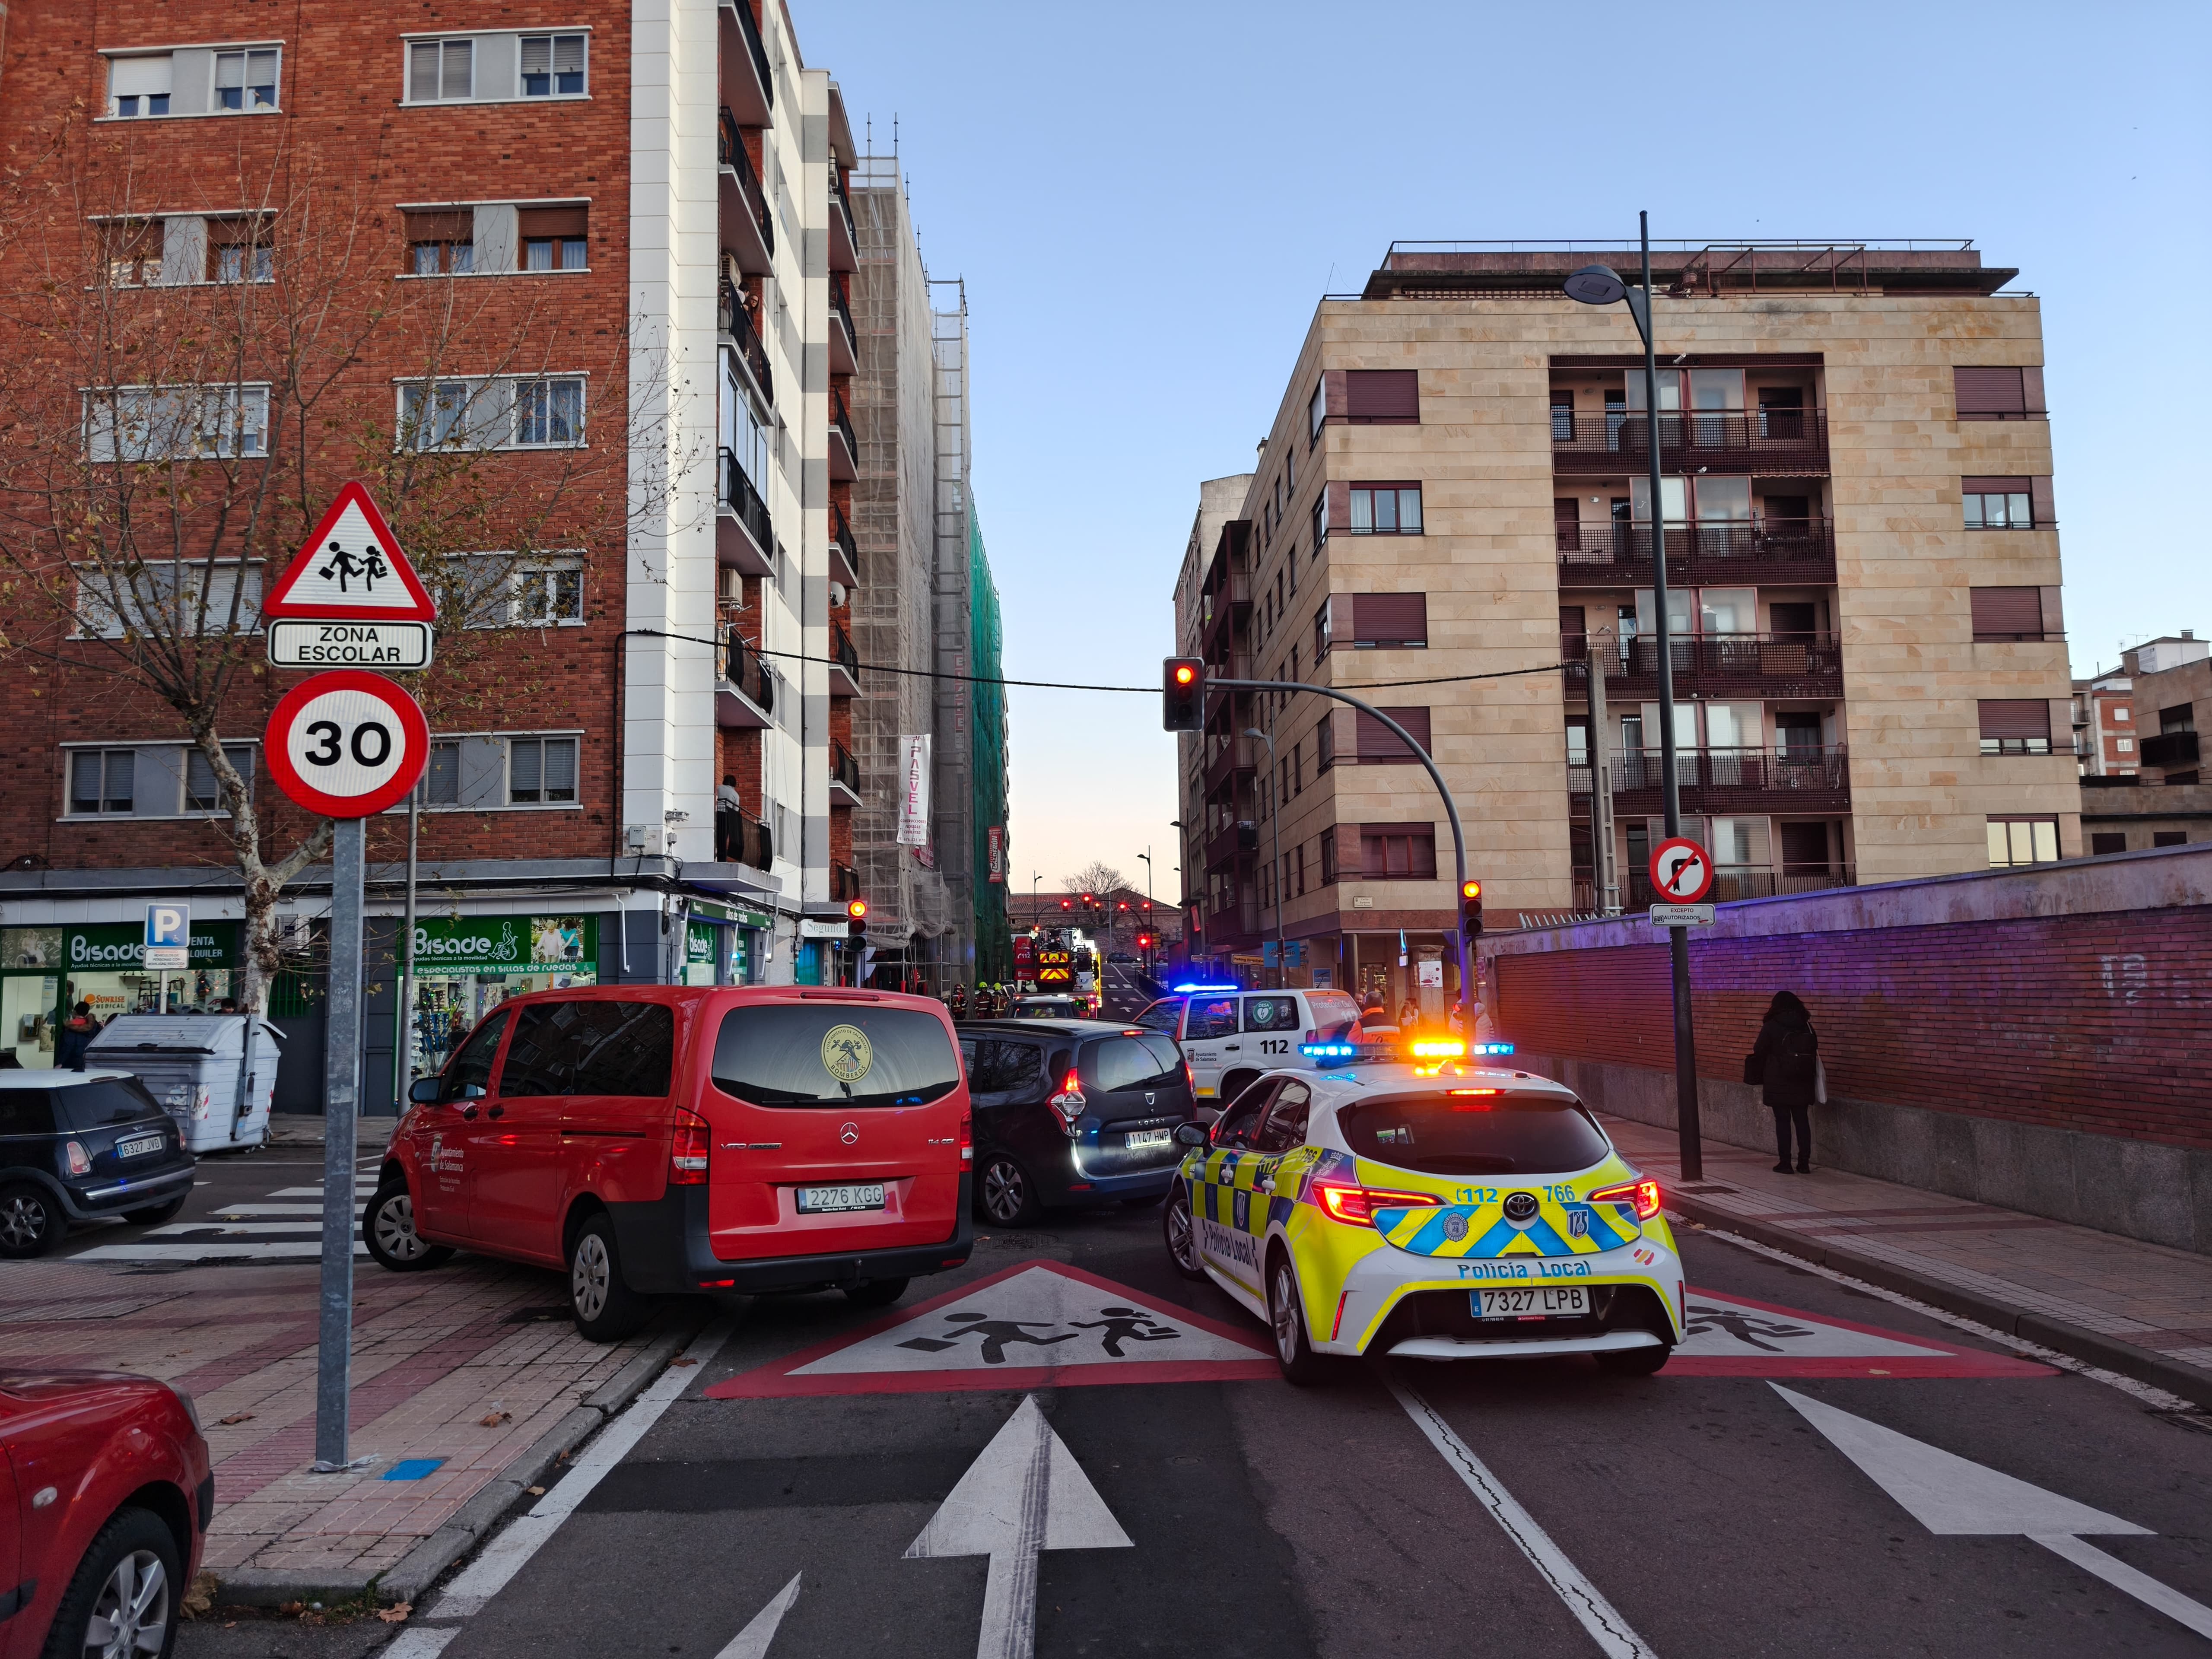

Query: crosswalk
left=71, top=1156, right=384, bottom=1264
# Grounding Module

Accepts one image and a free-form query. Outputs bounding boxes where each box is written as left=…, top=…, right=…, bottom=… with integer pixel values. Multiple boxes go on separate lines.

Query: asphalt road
left=1095, top=955, right=1154, bottom=1020
left=175, top=1198, right=2212, bottom=1659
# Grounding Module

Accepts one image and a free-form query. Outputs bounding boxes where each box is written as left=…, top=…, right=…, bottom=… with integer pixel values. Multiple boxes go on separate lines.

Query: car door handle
left=460, top=1106, right=478, bottom=1120
left=1223, top=1044, right=1240, bottom=1051
left=487, top=1104, right=505, bottom=1120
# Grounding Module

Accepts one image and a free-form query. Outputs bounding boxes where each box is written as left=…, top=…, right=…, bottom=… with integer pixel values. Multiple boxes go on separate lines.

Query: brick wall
left=1494, top=903, right=2212, bottom=1154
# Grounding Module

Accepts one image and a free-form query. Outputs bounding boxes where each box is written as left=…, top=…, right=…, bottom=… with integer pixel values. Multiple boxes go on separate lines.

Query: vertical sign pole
left=314, top=814, right=366, bottom=1469
left=396, top=793, right=420, bottom=1099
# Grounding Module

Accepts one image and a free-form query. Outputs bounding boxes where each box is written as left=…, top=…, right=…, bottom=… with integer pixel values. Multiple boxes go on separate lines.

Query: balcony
left=828, top=389, right=857, bottom=481
left=1565, top=632, right=1843, bottom=700
left=829, top=280, right=858, bottom=375
left=2142, top=731, right=2200, bottom=768
left=717, top=629, right=773, bottom=728
left=717, top=109, right=774, bottom=276
left=715, top=807, right=774, bottom=871
left=830, top=741, right=861, bottom=805
left=1552, top=409, right=1828, bottom=477
left=717, top=276, right=773, bottom=410
left=1556, top=518, right=1836, bottom=589
left=827, top=168, right=858, bottom=273
left=1570, top=746, right=1852, bottom=815
left=718, top=0, right=772, bottom=126
left=828, top=620, right=860, bottom=696
left=830, top=503, right=861, bottom=589
left=831, top=861, right=862, bottom=904
left=1205, top=733, right=1256, bottom=791
left=717, top=449, right=775, bottom=576
left=1205, top=818, right=1259, bottom=871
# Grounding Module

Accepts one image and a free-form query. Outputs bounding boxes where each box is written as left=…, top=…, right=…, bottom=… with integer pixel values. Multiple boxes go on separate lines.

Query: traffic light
left=1459, top=879, right=1484, bottom=939
left=846, top=897, right=869, bottom=939
left=1059, top=898, right=1073, bottom=912
left=1116, top=900, right=1129, bottom=914
left=1162, top=657, right=1204, bottom=731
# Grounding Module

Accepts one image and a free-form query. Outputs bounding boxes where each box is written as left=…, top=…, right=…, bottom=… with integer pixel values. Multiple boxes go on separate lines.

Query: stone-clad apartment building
left=1174, top=241, right=2079, bottom=1010
left=0, top=0, right=978, bottom=1107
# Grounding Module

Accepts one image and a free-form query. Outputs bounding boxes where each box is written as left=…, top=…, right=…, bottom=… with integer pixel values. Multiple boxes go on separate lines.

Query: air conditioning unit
left=718, top=567, right=746, bottom=605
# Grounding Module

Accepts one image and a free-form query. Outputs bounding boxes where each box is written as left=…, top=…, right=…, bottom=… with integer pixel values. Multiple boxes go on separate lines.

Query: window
left=2112, top=707, right=2131, bottom=723
left=1082, top=1035, right=1182, bottom=1093
left=965, top=1038, right=1045, bottom=1094
left=518, top=205, right=588, bottom=271
left=1986, top=817, right=2059, bottom=868
left=1979, top=700, right=2053, bottom=756
left=400, top=381, right=485, bottom=449
left=1185, top=997, right=1238, bottom=1040
left=711, top=1004, right=961, bottom=1109
left=214, top=49, right=280, bottom=110
left=410, top=38, right=475, bottom=100
left=418, top=741, right=461, bottom=805
left=1310, top=496, right=1325, bottom=553
left=1354, top=706, right=1432, bottom=763
left=437, top=1008, right=512, bottom=1102
left=1963, top=479, right=2034, bottom=529
left=85, top=385, right=268, bottom=460
left=1343, top=369, right=1418, bottom=424
left=103, top=220, right=164, bottom=286
left=519, top=34, right=587, bottom=96
left=1970, top=587, right=2047, bottom=642
left=207, top=217, right=273, bottom=283
left=1348, top=484, right=1423, bottom=534
left=508, top=736, right=578, bottom=804
left=1551, top=391, right=1574, bottom=442
left=404, top=210, right=474, bottom=275
left=1358, top=824, right=1438, bottom=880
left=514, top=378, right=584, bottom=446
left=2155, top=831, right=2190, bottom=848
left=512, top=562, right=585, bottom=625
left=1326, top=593, right=1429, bottom=651
left=69, top=750, right=136, bottom=814
left=2160, top=704, right=2195, bottom=736
left=1255, top=1081, right=1312, bottom=1153
left=1338, top=1089, right=1611, bottom=1178
left=2088, top=833, right=2126, bottom=857
left=399, top=378, right=583, bottom=451
left=1319, top=827, right=1338, bottom=884
left=75, top=562, right=261, bottom=640
left=183, top=745, right=255, bottom=810
left=2116, top=737, right=2135, bottom=754
left=109, top=54, right=173, bottom=118
left=501, top=1001, right=674, bottom=1097
left=1308, top=379, right=1326, bottom=442
left=1954, top=366, right=2043, bottom=420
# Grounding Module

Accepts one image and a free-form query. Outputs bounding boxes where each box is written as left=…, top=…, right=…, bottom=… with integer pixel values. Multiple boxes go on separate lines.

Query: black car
left=958, top=1020, right=1196, bottom=1226
left=0, top=1071, right=196, bottom=1257
left=1004, top=995, right=1089, bottom=1020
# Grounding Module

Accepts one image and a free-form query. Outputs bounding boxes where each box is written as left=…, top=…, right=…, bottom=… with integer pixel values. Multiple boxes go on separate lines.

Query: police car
left=1160, top=1040, right=1684, bottom=1383
left=1132, top=984, right=1366, bottom=1106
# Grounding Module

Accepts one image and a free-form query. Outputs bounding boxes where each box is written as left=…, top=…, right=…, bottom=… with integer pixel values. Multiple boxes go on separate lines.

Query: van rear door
left=702, top=996, right=965, bottom=1261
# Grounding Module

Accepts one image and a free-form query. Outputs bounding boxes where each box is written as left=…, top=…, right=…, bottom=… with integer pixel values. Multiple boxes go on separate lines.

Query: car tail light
left=669, top=1107, right=711, bottom=1185
left=1047, top=1070, right=1086, bottom=1137
left=64, top=1139, right=92, bottom=1176
left=1311, top=1179, right=1443, bottom=1227
left=1183, top=1059, right=1195, bottom=1094
left=959, top=1105, right=973, bottom=1164
left=1589, top=1177, right=1662, bottom=1220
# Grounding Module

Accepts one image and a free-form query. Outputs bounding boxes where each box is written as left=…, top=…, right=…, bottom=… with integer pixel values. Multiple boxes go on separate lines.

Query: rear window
left=713, top=1004, right=960, bottom=1109
left=502, top=1001, right=675, bottom=1098
left=1338, top=1090, right=1611, bottom=1177
left=1082, top=1035, right=1183, bottom=1093
left=56, top=1077, right=166, bottom=1131
left=1304, top=991, right=1362, bottom=1040
left=0, top=1088, right=57, bottom=1136
left=966, top=1038, right=1045, bottom=1094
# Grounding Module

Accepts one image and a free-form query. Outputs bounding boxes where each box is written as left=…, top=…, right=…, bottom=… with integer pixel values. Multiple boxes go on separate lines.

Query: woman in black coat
left=1747, top=991, right=1820, bottom=1173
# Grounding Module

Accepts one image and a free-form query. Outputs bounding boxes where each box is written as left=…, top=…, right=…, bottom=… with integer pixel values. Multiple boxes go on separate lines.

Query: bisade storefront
left=405, top=914, right=597, bottom=1077
left=0, top=921, right=244, bottom=1066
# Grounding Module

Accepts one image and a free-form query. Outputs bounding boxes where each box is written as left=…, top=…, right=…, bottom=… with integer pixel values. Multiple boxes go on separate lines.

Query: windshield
left=1337, top=1089, right=1611, bottom=1177
left=712, top=1004, right=960, bottom=1109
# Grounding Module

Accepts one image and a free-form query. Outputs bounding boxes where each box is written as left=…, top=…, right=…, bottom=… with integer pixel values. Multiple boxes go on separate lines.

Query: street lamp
left=1565, top=210, right=1705, bottom=1182
left=1244, top=724, right=1286, bottom=989
left=1137, top=849, right=1154, bottom=972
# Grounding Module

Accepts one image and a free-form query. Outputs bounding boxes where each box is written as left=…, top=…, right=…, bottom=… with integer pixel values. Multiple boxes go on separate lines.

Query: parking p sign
left=145, top=904, right=190, bottom=969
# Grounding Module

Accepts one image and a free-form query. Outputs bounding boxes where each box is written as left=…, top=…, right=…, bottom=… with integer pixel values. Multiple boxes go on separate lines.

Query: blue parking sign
left=145, top=903, right=189, bottom=968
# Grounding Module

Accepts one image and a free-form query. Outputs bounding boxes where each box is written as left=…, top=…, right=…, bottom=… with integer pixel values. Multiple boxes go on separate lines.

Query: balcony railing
left=830, top=741, right=861, bottom=800
left=715, top=807, right=774, bottom=870
left=722, top=627, right=773, bottom=712
left=726, top=0, right=772, bottom=116
left=1556, top=517, right=1836, bottom=587
left=717, top=277, right=773, bottom=408
left=830, top=619, right=860, bottom=689
left=1565, top=631, right=1843, bottom=699
left=716, top=108, right=775, bottom=272
left=827, top=168, right=858, bottom=270
left=718, top=448, right=773, bottom=564
left=1552, top=408, right=1829, bottom=475
left=1570, top=746, right=1851, bottom=813
left=1205, top=733, right=1256, bottom=789
left=830, top=390, right=858, bottom=461
left=832, top=861, right=861, bottom=903
left=830, top=280, right=857, bottom=357
left=830, top=503, right=861, bottom=586
left=2142, top=731, right=2201, bottom=768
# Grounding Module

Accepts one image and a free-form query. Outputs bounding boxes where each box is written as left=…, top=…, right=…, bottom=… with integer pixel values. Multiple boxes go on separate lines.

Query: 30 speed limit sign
left=265, top=669, right=429, bottom=817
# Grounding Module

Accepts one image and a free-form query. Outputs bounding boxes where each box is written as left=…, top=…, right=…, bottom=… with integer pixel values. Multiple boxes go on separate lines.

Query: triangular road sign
left=1669, top=1288, right=2056, bottom=1379
left=262, top=481, right=436, bottom=620
left=705, top=1259, right=1278, bottom=1400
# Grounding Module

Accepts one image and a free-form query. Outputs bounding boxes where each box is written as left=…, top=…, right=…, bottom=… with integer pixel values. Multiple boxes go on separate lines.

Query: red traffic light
left=1162, top=657, right=1205, bottom=731
left=1117, top=900, right=1129, bottom=912
left=1059, top=898, right=1073, bottom=911
left=1173, top=663, right=1195, bottom=685
left=1461, top=880, right=1481, bottom=901
left=845, top=896, right=869, bottom=938
left=846, top=899, right=868, bottom=919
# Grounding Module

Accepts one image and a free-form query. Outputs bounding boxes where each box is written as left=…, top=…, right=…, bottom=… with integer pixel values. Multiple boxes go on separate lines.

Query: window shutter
left=1355, top=706, right=1430, bottom=761
left=1969, top=587, right=2044, bottom=640
left=1350, top=593, right=1427, bottom=646
left=205, top=216, right=265, bottom=248
left=521, top=35, right=552, bottom=76
left=1954, top=367, right=2026, bottom=419
left=1977, top=700, right=2050, bottom=740
left=1344, top=369, right=1419, bottom=423
left=1962, top=475, right=2031, bottom=496
left=1322, top=370, right=1347, bottom=426
left=111, top=54, right=174, bottom=96
left=405, top=209, right=471, bottom=243
left=2020, top=366, right=2046, bottom=413
left=442, top=38, right=474, bottom=99
left=409, top=41, right=441, bottom=99
left=517, top=205, right=588, bottom=239
left=2029, top=476, right=2056, bottom=527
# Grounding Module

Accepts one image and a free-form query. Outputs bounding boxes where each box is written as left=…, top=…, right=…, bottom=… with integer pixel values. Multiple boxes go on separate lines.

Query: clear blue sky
left=801, top=0, right=2212, bottom=901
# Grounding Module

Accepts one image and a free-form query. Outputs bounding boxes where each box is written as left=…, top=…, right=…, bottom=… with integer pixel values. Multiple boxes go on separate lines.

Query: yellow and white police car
left=1161, top=1042, right=1685, bottom=1383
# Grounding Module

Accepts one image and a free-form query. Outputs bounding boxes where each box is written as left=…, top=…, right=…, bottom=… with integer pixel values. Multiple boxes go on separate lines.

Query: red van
left=363, top=985, right=974, bottom=1339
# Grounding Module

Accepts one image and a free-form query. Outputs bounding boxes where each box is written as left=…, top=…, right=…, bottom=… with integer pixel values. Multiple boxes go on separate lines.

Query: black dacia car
left=958, top=1020, right=1196, bottom=1226
left=0, top=1071, right=196, bottom=1257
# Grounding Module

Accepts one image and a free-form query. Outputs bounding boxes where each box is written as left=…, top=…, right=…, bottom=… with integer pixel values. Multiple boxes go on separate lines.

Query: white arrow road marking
left=1389, top=1379, right=1657, bottom=1659
left=715, top=1573, right=801, bottom=1659
left=1773, top=1386, right=2212, bottom=1638
left=904, top=1394, right=1132, bottom=1659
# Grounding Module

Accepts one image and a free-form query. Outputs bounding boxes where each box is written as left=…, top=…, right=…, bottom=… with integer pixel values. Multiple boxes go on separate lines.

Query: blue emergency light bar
left=1471, top=1042, right=1516, bottom=1056
left=1172, top=982, right=1242, bottom=994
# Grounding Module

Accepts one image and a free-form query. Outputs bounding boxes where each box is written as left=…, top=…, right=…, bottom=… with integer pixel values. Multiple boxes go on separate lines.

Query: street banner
left=987, top=826, right=1005, bottom=884
left=897, top=735, right=931, bottom=845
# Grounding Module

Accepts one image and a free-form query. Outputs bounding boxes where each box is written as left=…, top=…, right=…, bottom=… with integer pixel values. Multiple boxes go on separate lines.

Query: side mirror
left=1174, top=1122, right=1208, bottom=1148
left=407, top=1077, right=442, bottom=1105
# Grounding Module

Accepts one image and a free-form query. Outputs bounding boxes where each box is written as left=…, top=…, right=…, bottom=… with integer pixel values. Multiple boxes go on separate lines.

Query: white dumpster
left=86, top=1014, right=284, bottom=1152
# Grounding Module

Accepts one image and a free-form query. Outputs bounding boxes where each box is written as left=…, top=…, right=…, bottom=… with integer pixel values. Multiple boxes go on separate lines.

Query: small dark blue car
left=0, top=1071, right=196, bottom=1257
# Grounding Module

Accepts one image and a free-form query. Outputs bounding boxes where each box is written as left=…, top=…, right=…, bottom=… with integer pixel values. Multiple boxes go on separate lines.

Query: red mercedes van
left=364, top=985, right=974, bottom=1338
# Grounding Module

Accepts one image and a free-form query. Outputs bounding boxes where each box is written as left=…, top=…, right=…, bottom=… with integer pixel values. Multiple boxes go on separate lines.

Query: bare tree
left=0, top=118, right=690, bottom=1014
left=1062, top=861, right=1130, bottom=899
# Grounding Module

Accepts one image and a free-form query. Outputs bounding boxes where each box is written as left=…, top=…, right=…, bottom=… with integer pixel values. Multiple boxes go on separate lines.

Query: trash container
left=86, top=1014, right=284, bottom=1152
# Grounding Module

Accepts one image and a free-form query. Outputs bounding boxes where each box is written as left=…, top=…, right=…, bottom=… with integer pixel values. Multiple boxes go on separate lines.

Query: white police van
left=1132, top=983, right=1367, bottom=1109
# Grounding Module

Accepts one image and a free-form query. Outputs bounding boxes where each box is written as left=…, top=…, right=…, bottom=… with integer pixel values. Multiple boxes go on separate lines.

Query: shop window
left=1986, top=817, right=2059, bottom=868
left=508, top=735, right=578, bottom=804
left=69, top=750, right=136, bottom=815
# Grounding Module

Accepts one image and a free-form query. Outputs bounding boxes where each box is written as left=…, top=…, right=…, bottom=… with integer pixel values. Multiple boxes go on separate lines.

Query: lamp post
left=1136, top=849, right=1154, bottom=973
left=1244, top=724, right=1286, bottom=989
left=1565, top=212, right=1705, bottom=1182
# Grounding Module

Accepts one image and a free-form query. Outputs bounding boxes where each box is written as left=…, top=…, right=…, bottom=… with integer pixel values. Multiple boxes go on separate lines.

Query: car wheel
left=45, top=1505, right=180, bottom=1659
left=843, top=1277, right=909, bottom=1309
left=1162, top=1182, right=1205, bottom=1281
left=568, top=1212, right=652, bottom=1342
left=123, top=1194, right=189, bottom=1227
left=977, top=1153, right=1040, bottom=1227
left=1267, top=1249, right=1329, bottom=1386
left=1595, top=1341, right=1672, bottom=1377
left=0, top=1182, right=64, bottom=1259
left=362, top=1182, right=454, bottom=1274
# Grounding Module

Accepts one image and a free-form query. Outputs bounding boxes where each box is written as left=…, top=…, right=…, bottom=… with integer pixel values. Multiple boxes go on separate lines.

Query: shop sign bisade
left=64, top=922, right=241, bottom=971
left=410, top=915, right=596, bottom=975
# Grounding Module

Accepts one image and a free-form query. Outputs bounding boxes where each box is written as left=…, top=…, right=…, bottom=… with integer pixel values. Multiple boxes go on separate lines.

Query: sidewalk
left=0, top=1252, right=701, bottom=1605
left=1602, top=1112, right=2212, bottom=1409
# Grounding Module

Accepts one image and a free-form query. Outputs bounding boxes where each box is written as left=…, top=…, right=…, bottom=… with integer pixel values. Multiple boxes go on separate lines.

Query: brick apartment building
left=1173, top=240, right=2082, bottom=1010
left=2080, top=631, right=2210, bottom=855
left=0, top=0, right=990, bottom=1106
